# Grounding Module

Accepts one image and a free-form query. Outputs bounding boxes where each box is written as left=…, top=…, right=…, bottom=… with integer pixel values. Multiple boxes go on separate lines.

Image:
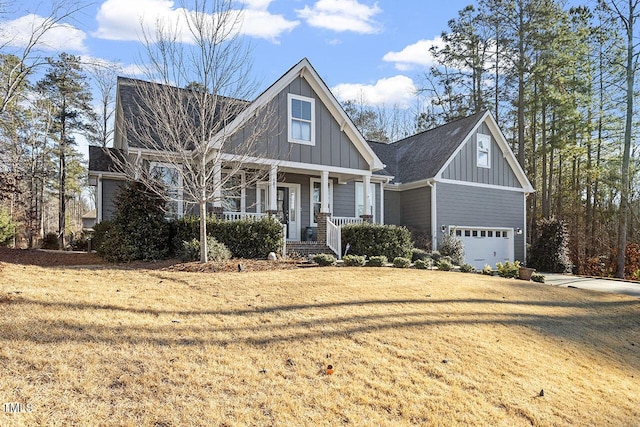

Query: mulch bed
left=0, top=247, right=304, bottom=272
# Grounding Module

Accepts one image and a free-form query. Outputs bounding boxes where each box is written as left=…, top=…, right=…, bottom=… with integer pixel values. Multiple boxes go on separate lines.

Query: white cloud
left=382, top=37, right=444, bottom=70
left=332, top=75, right=417, bottom=109
left=297, top=0, right=381, bottom=34
left=94, top=0, right=298, bottom=43
left=0, top=14, right=87, bottom=53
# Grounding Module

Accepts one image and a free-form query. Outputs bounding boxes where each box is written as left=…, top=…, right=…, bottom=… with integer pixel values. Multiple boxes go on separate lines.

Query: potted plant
left=518, top=266, right=536, bottom=281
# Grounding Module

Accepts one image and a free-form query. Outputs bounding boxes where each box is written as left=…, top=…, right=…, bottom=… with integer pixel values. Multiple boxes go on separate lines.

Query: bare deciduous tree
left=0, top=0, right=87, bottom=114
left=112, top=0, right=275, bottom=262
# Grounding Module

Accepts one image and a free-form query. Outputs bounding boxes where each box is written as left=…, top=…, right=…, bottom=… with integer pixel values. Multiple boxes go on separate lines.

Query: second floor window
left=289, top=93, right=315, bottom=145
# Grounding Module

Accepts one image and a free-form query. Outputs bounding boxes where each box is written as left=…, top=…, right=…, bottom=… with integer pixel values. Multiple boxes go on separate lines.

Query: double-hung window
left=150, top=162, right=183, bottom=218
left=477, top=134, right=491, bottom=168
left=221, top=171, right=245, bottom=213
left=355, top=182, right=376, bottom=222
left=310, top=178, right=333, bottom=226
left=288, top=94, right=315, bottom=145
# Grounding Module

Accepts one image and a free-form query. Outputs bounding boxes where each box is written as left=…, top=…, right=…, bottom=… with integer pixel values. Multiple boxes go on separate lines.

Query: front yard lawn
left=1, top=260, right=639, bottom=426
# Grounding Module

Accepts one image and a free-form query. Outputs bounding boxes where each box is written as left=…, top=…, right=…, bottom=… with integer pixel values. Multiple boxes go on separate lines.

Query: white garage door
left=453, top=228, right=514, bottom=270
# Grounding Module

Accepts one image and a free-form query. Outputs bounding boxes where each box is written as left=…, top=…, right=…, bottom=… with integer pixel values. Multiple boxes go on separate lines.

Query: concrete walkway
left=544, top=273, right=640, bottom=298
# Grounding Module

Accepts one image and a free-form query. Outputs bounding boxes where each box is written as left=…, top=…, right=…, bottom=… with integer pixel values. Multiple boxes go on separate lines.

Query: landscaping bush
left=177, top=237, right=232, bottom=262
left=482, top=264, right=494, bottom=276
left=343, top=254, right=366, bottom=266
left=436, top=259, right=453, bottom=271
left=342, top=223, right=412, bottom=260
left=407, top=226, right=431, bottom=250
left=528, top=218, right=572, bottom=273
left=439, top=234, right=464, bottom=265
left=393, top=257, right=411, bottom=268
left=531, top=273, right=546, bottom=283
left=459, top=263, right=476, bottom=273
left=367, top=255, right=388, bottom=267
left=413, top=259, right=431, bottom=270
left=171, top=216, right=283, bottom=259
left=496, top=261, right=521, bottom=278
left=430, top=250, right=442, bottom=262
left=411, top=248, right=430, bottom=262
left=69, top=234, right=89, bottom=251
left=313, top=253, right=336, bottom=266
left=0, top=210, right=16, bottom=246
left=41, top=232, right=59, bottom=250
left=96, top=181, right=170, bottom=262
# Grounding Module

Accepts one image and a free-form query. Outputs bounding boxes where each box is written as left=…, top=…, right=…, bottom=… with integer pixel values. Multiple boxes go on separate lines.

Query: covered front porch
left=208, top=161, right=387, bottom=258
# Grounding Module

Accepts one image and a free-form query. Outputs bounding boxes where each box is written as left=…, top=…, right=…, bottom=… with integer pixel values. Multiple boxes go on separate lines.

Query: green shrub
left=367, top=255, right=388, bottom=267
left=341, top=223, right=412, bottom=260
left=413, top=259, right=431, bottom=270
left=441, top=255, right=453, bottom=265
left=459, top=263, right=476, bottom=273
left=430, top=250, right=442, bottom=262
left=496, top=260, right=521, bottom=278
left=343, top=254, right=366, bottom=266
left=407, top=227, right=431, bottom=250
left=393, top=257, right=411, bottom=268
left=96, top=181, right=170, bottom=262
left=313, top=253, right=337, bottom=266
left=531, top=272, right=546, bottom=283
left=528, top=218, right=572, bottom=273
left=41, top=232, right=59, bottom=250
left=411, top=248, right=430, bottom=262
left=0, top=210, right=16, bottom=246
left=482, top=264, right=494, bottom=275
left=171, top=216, right=282, bottom=259
left=436, top=259, right=454, bottom=271
left=438, top=234, right=464, bottom=265
left=176, top=237, right=231, bottom=262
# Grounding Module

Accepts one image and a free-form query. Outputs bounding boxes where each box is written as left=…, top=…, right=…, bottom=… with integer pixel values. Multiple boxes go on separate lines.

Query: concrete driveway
left=544, top=273, right=640, bottom=298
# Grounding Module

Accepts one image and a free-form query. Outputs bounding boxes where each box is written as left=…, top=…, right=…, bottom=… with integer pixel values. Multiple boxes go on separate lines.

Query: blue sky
left=2, top=0, right=474, bottom=108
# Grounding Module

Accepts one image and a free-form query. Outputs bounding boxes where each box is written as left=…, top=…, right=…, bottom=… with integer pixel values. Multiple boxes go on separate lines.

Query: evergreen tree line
left=344, top=0, right=640, bottom=278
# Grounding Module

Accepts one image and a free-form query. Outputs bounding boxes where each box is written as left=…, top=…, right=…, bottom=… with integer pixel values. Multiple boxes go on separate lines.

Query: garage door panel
left=454, top=228, right=513, bottom=270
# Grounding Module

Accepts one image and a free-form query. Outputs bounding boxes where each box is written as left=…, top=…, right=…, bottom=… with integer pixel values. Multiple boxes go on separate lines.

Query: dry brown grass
left=1, top=261, right=639, bottom=426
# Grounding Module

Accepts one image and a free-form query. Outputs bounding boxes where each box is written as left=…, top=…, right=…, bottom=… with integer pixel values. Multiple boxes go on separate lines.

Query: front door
left=257, top=182, right=300, bottom=240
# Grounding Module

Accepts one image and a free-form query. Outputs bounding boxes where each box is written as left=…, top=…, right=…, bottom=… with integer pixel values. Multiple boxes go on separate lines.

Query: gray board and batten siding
left=441, top=122, right=522, bottom=188
left=436, top=182, right=525, bottom=261
left=229, top=76, right=370, bottom=171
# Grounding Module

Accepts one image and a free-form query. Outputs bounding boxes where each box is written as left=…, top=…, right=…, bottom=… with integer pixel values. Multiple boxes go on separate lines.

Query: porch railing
left=331, top=216, right=363, bottom=226
left=326, top=218, right=342, bottom=260
left=222, top=212, right=267, bottom=221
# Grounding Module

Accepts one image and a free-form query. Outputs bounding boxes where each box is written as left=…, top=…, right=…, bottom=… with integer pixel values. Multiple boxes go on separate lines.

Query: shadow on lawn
left=4, top=295, right=640, bottom=367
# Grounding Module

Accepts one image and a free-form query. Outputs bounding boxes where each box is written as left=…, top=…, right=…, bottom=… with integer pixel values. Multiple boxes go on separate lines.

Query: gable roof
left=209, top=58, right=385, bottom=171
left=369, top=111, right=534, bottom=193
left=370, top=111, right=485, bottom=183
left=116, top=77, right=249, bottom=150
left=88, top=146, right=126, bottom=173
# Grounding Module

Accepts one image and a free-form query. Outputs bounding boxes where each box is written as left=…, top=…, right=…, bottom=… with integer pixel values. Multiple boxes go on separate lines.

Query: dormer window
left=477, top=134, right=491, bottom=168
left=288, top=93, right=315, bottom=145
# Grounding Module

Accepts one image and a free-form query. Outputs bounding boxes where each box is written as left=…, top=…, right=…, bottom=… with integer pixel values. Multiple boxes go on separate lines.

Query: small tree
left=438, top=234, right=464, bottom=265
left=528, top=217, right=572, bottom=273
left=0, top=209, right=16, bottom=246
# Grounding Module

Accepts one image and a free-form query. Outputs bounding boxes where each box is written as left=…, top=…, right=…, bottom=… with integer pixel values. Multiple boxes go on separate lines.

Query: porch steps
left=286, top=241, right=334, bottom=257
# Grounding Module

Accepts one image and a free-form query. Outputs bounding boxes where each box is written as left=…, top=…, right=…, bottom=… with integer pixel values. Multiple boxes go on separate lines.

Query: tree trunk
left=517, top=4, right=526, bottom=167
left=200, top=199, right=208, bottom=263
left=616, top=2, right=635, bottom=279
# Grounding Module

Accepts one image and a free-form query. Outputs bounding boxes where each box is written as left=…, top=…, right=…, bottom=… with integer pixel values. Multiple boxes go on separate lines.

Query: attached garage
left=452, top=227, right=514, bottom=270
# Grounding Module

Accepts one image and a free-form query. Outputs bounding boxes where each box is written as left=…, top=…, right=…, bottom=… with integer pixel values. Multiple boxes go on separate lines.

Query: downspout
left=427, top=179, right=437, bottom=250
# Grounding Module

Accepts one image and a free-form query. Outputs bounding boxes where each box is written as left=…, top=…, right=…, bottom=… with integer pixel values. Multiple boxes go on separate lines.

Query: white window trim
left=221, top=169, right=246, bottom=213
left=355, top=181, right=376, bottom=223
left=477, top=133, right=491, bottom=169
left=150, top=161, right=183, bottom=217
left=288, top=93, right=315, bottom=146
left=310, top=177, right=333, bottom=226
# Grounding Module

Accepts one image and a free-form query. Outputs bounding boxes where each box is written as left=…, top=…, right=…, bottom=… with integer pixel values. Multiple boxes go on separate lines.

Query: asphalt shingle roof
left=88, top=146, right=126, bottom=173
left=369, top=111, right=486, bottom=183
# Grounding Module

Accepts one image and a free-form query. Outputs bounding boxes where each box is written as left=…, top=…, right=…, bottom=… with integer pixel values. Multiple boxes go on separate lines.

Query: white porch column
left=269, top=165, right=278, bottom=212
left=321, top=170, right=329, bottom=213
left=363, top=174, right=371, bottom=216
left=379, top=181, right=384, bottom=224
left=213, top=161, right=222, bottom=208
